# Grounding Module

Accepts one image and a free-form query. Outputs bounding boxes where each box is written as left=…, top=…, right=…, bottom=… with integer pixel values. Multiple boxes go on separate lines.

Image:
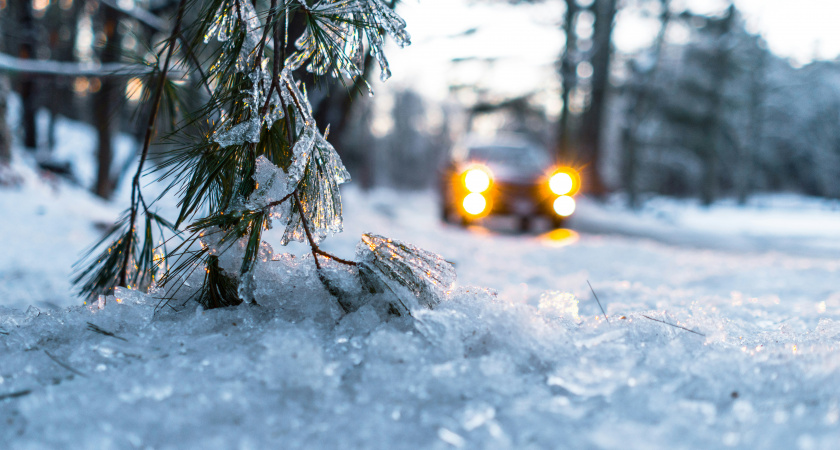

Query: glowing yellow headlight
left=464, top=168, right=491, bottom=193
left=549, top=172, right=574, bottom=196
left=553, top=195, right=576, bottom=217
left=463, top=193, right=487, bottom=215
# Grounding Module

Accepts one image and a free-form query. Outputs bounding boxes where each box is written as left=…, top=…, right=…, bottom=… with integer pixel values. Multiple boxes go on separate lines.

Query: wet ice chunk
left=248, top=156, right=292, bottom=210
left=281, top=128, right=351, bottom=245
left=355, top=233, right=456, bottom=315
left=213, top=70, right=284, bottom=148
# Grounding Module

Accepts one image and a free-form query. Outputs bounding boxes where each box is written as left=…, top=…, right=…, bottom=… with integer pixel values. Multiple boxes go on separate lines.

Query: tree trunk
left=701, top=4, right=734, bottom=206
left=19, top=4, right=38, bottom=151
left=621, top=0, right=670, bottom=209
left=738, top=44, right=765, bottom=205
left=578, top=0, right=617, bottom=197
left=557, top=0, right=577, bottom=161
left=0, top=76, right=10, bottom=164
left=93, top=7, right=122, bottom=198
left=0, top=18, right=10, bottom=164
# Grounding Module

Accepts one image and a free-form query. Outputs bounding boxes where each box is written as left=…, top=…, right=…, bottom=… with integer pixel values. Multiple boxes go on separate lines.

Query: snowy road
left=2, top=170, right=840, bottom=448
left=329, top=189, right=840, bottom=328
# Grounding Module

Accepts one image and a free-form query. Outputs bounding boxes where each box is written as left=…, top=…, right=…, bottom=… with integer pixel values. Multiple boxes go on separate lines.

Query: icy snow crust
left=3, top=271, right=840, bottom=449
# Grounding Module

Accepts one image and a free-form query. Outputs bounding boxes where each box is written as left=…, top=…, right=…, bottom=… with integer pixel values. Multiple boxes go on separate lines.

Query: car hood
left=486, top=163, right=544, bottom=185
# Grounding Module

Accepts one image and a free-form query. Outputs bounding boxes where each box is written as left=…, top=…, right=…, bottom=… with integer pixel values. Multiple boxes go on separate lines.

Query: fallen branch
left=0, top=52, right=144, bottom=77
left=100, top=0, right=168, bottom=31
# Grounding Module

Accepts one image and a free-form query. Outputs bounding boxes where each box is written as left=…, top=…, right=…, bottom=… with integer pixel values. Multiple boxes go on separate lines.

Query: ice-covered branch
left=0, top=52, right=143, bottom=77
left=100, top=0, right=168, bottom=31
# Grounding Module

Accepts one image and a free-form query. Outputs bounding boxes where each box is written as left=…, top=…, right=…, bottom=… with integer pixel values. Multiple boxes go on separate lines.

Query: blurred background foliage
left=1, top=0, right=839, bottom=206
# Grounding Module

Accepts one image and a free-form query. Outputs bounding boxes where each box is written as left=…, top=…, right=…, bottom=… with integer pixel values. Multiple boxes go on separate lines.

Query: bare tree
left=557, top=0, right=578, bottom=160
left=578, top=0, right=617, bottom=197
left=621, top=0, right=671, bottom=209
left=93, top=5, right=123, bottom=199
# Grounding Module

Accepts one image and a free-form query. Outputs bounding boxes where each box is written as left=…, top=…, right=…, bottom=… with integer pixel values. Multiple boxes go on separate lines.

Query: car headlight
left=464, top=168, right=491, bottom=193
left=553, top=195, right=576, bottom=216
left=549, top=171, right=575, bottom=196
left=462, top=193, right=487, bottom=215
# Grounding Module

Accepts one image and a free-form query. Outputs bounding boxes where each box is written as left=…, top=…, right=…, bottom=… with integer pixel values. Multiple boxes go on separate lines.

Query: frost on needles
left=73, top=0, right=454, bottom=317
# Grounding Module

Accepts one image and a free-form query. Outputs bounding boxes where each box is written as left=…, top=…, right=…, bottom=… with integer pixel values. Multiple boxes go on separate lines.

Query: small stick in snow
left=44, top=351, right=88, bottom=378
left=87, top=322, right=128, bottom=341
left=641, top=314, right=706, bottom=337
left=0, top=328, right=9, bottom=335
left=587, top=280, right=610, bottom=325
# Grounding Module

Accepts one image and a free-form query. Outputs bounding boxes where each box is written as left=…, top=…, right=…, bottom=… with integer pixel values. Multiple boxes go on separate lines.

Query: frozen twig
left=641, top=314, right=706, bottom=337
left=294, top=192, right=353, bottom=313
left=100, top=0, right=167, bottom=31
left=293, top=192, right=357, bottom=267
left=587, top=280, right=610, bottom=325
left=0, top=52, right=143, bottom=77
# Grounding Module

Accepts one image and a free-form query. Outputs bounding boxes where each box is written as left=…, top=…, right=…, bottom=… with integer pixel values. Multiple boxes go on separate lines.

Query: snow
left=3, top=120, right=840, bottom=447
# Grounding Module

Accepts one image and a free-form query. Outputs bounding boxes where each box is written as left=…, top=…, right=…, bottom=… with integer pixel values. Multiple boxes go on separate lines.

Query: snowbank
left=2, top=273, right=840, bottom=448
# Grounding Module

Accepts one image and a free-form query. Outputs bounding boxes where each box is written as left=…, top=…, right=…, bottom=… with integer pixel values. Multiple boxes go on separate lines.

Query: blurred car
left=439, top=137, right=580, bottom=231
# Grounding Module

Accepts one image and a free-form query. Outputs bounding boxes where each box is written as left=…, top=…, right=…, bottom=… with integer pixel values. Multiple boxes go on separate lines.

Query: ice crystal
left=213, top=70, right=284, bottom=148
left=237, top=0, right=264, bottom=73
left=281, top=128, right=350, bottom=245
left=286, top=0, right=411, bottom=82
left=355, top=234, right=456, bottom=315
left=204, top=3, right=236, bottom=43
left=247, top=156, right=293, bottom=210
left=205, top=0, right=264, bottom=73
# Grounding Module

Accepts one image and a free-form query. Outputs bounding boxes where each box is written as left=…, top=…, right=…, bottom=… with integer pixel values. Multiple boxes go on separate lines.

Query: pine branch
left=294, top=191, right=357, bottom=268
left=99, top=0, right=168, bottom=31
left=120, top=0, right=189, bottom=288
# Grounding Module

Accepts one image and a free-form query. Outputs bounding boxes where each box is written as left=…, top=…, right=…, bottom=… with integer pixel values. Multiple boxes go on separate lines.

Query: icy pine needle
left=44, top=351, right=88, bottom=378
left=87, top=322, right=128, bottom=341
left=587, top=280, right=610, bottom=324
left=641, top=315, right=706, bottom=337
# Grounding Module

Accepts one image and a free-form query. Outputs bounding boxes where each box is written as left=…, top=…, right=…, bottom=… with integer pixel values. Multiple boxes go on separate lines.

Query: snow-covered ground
left=2, top=118, right=840, bottom=448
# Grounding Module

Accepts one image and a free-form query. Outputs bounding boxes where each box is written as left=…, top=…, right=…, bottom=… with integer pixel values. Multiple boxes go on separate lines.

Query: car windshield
left=467, top=145, right=549, bottom=171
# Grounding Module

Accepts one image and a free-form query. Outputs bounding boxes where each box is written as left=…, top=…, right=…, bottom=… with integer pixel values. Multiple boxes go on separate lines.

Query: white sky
left=376, top=0, right=840, bottom=113
left=735, top=0, right=840, bottom=63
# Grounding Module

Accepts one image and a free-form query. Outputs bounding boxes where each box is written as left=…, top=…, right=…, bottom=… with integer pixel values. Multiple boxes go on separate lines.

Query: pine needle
left=641, top=314, right=706, bottom=337
left=587, top=280, right=610, bottom=325
left=86, top=322, right=128, bottom=341
left=44, top=351, right=88, bottom=378
left=0, top=389, right=32, bottom=401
